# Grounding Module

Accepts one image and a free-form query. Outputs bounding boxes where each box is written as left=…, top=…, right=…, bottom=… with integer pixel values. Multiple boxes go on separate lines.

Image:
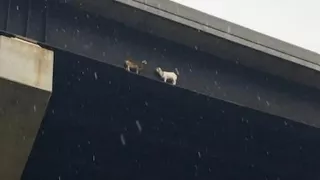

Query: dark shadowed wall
left=1, top=0, right=320, bottom=125
left=21, top=51, right=320, bottom=180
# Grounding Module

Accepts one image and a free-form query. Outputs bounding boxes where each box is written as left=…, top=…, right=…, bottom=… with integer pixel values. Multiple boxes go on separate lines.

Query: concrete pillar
left=0, top=35, right=53, bottom=180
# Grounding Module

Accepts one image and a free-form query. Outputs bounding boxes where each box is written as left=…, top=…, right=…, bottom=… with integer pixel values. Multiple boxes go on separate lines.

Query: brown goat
left=124, top=59, right=147, bottom=74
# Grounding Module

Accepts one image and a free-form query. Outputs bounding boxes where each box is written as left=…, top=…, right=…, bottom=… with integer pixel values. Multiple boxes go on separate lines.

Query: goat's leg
left=172, top=79, right=176, bottom=85
left=163, top=78, right=167, bottom=83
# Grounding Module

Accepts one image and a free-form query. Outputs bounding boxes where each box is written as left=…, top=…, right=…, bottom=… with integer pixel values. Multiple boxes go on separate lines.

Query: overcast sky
left=171, top=0, right=320, bottom=54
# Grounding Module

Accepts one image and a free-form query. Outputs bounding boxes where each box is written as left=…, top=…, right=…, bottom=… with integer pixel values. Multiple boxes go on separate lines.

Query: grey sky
left=171, top=0, right=320, bottom=54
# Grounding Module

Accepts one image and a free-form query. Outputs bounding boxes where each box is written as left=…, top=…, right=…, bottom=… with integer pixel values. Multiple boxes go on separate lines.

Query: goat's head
left=125, top=60, right=131, bottom=65
left=155, top=67, right=162, bottom=73
left=141, top=60, right=147, bottom=65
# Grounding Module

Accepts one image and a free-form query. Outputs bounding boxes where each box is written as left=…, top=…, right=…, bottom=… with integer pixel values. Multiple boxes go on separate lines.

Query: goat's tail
left=174, top=68, right=180, bottom=76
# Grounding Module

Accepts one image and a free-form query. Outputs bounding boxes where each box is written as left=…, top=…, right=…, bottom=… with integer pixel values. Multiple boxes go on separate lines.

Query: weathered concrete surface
left=0, top=35, right=53, bottom=180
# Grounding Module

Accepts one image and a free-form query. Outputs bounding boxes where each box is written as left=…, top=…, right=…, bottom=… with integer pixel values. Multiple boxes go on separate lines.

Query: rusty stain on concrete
left=0, top=35, right=54, bottom=92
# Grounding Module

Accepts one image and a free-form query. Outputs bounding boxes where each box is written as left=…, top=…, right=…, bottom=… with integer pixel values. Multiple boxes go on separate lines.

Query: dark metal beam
left=67, top=0, right=320, bottom=91
left=0, top=0, right=320, bottom=128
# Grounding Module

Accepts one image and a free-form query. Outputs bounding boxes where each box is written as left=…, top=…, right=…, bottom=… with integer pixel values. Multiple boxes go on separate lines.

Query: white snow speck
left=198, top=151, right=201, bottom=158
left=120, top=134, right=126, bottom=146
left=175, top=68, right=180, bottom=75
left=266, top=101, right=270, bottom=106
left=257, top=95, right=261, bottom=101
left=136, top=120, right=142, bottom=133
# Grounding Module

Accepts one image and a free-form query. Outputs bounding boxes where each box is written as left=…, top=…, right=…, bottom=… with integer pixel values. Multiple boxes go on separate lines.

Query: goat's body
left=156, top=67, right=178, bottom=85
left=161, top=71, right=178, bottom=85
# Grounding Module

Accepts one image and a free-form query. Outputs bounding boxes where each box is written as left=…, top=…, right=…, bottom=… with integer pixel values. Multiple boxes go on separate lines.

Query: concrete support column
left=0, top=35, right=53, bottom=180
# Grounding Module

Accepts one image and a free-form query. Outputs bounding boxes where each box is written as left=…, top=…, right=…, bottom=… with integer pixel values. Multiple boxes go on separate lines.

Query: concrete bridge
left=1, top=0, right=320, bottom=179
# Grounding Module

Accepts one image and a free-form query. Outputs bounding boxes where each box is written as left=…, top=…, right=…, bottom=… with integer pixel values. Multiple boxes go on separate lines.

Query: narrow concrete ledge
left=0, top=35, right=53, bottom=180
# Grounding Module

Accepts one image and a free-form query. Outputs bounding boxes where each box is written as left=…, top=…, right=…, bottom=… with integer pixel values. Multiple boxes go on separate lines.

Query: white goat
left=155, top=67, right=178, bottom=85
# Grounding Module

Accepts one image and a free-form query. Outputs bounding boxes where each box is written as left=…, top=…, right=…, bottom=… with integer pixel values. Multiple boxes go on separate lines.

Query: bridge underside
left=0, top=0, right=320, bottom=179
left=23, top=50, right=320, bottom=180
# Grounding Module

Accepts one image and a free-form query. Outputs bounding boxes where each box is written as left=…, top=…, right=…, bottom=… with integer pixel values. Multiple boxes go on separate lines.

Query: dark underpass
left=1, top=0, right=320, bottom=179
left=21, top=50, right=320, bottom=180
